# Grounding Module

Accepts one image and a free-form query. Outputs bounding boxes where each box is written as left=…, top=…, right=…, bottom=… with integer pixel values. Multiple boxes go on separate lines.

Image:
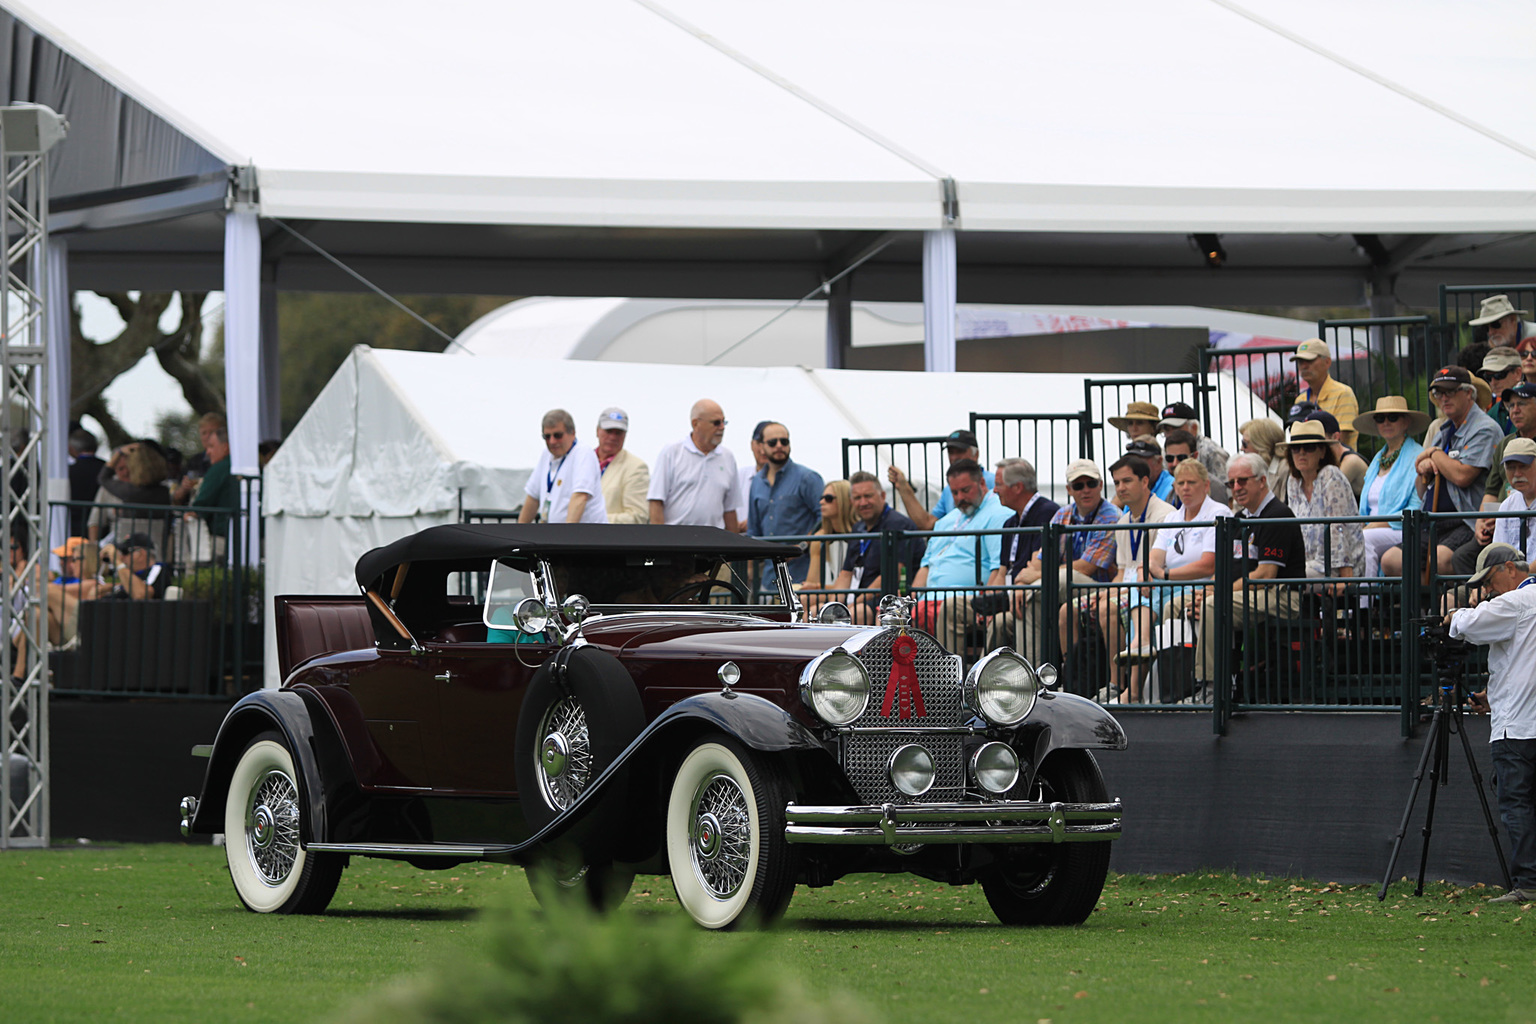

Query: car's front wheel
left=224, top=731, right=343, bottom=914
left=665, top=733, right=797, bottom=930
left=980, top=749, right=1112, bottom=926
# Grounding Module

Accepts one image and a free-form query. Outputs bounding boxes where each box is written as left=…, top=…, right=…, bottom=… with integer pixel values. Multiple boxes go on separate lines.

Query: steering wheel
left=662, top=576, right=750, bottom=605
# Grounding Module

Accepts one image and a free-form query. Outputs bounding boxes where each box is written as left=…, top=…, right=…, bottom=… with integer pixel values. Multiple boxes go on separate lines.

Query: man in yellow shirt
left=1290, top=338, right=1360, bottom=448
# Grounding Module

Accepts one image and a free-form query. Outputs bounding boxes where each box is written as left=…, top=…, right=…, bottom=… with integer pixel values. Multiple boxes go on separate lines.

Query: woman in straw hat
left=1352, top=396, right=1430, bottom=577
left=1278, top=420, right=1364, bottom=590
left=1108, top=401, right=1161, bottom=442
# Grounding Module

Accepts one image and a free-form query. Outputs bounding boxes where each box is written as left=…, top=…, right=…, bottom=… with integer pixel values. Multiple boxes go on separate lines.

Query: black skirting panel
left=1099, top=710, right=1506, bottom=886
left=46, top=700, right=1512, bottom=887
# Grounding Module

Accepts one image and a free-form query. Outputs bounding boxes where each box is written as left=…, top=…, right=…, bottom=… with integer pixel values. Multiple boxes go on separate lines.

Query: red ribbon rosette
left=881, top=632, right=925, bottom=720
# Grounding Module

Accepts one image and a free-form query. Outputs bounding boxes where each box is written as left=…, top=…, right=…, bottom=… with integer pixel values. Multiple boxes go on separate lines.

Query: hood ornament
left=877, top=594, right=915, bottom=627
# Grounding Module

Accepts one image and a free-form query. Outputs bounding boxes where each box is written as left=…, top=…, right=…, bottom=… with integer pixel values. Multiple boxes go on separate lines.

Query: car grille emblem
left=880, top=632, right=925, bottom=719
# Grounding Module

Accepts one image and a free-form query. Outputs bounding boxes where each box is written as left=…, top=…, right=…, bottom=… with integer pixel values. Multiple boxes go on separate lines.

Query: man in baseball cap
left=1490, top=438, right=1536, bottom=562
left=1289, top=338, right=1360, bottom=448
left=1482, top=347, right=1525, bottom=435
left=1124, top=437, right=1174, bottom=504
left=886, top=427, right=994, bottom=531
left=1155, top=402, right=1230, bottom=501
left=595, top=406, right=651, bottom=524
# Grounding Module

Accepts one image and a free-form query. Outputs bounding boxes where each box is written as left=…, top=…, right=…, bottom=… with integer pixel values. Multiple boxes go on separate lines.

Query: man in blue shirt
left=887, top=428, right=996, bottom=531
left=747, top=421, right=824, bottom=583
left=911, top=459, right=1014, bottom=655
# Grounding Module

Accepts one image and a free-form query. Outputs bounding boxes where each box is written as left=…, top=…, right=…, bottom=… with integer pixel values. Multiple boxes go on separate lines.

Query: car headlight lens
left=889, top=744, right=936, bottom=797
left=799, top=648, right=870, bottom=726
left=965, top=649, right=1040, bottom=726
left=970, top=741, right=1021, bottom=794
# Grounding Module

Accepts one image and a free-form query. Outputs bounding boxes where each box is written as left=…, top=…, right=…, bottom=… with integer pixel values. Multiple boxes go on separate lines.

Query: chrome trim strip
left=783, top=799, right=1122, bottom=845
left=835, top=725, right=982, bottom=736
left=304, top=842, right=514, bottom=857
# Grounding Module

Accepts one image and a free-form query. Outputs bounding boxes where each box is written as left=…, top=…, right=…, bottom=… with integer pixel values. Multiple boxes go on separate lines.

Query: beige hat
left=1275, top=419, right=1330, bottom=453
left=1064, top=458, right=1102, bottom=484
left=1470, top=294, right=1529, bottom=327
left=1502, top=437, right=1536, bottom=465
left=1467, top=543, right=1528, bottom=587
left=1483, top=346, right=1523, bottom=374
left=1108, top=401, right=1161, bottom=432
left=1352, top=396, right=1432, bottom=438
left=1474, top=374, right=1494, bottom=411
left=1290, top=338, right=1330, bottom=362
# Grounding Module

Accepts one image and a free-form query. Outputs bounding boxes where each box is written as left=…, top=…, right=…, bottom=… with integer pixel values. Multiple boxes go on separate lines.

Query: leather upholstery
left=276, top=596, right=374, bottom=680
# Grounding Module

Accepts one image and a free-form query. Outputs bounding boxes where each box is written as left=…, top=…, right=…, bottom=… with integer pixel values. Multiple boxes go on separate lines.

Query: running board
left=305, top=842, right=517, bottom=858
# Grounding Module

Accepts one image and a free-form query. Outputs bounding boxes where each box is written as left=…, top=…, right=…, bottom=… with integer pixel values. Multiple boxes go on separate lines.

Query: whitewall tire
left=224, top=732, right=342, bottom=914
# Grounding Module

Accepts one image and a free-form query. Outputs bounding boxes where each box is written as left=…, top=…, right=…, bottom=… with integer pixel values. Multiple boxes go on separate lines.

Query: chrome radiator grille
left=842, top=629, right=966, bottom=805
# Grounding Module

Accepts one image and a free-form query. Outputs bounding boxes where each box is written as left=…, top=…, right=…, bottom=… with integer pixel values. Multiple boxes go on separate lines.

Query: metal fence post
left=1399, top=509, right=1424, bottom=738
left=879, top=528, right=899, bottom=597
left=1040, top=521, right=1061, bottom=670
left=1212, top=515, right=1236, bottom=735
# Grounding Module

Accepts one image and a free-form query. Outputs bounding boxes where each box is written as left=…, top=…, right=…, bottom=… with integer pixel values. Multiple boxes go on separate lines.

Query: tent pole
left=224, top=208, right=262, bottom=476
left=923, top=228, right=957, bottom=373
left=45, top=236, right=70, bottom=554
left=259, top=262, right=281, bottom=441
left=824, top=275, right=851, bottom=369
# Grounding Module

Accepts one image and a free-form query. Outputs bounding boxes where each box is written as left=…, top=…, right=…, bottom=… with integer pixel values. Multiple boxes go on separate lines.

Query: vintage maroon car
left=181, top=524, right=1125, bottom=929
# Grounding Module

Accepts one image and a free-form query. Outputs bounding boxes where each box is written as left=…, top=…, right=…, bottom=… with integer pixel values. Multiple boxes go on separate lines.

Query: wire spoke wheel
left=246, top=768, right=302, bottom=885
left=689, top=772, right=753, bottom=899
left=535, top=696, right=592, bottom=811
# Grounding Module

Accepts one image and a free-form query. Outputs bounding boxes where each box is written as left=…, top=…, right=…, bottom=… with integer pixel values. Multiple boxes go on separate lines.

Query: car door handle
left=434, top=671, right=453, bottom=683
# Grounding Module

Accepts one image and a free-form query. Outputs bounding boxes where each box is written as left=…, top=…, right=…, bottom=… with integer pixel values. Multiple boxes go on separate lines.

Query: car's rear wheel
left=665, top=734, right=797, bottom=930
left=224, top=731, right=343, bottom=914
left=980, top=749, right=1111, bottom=926
left=525, top=843, right=635, bottom=912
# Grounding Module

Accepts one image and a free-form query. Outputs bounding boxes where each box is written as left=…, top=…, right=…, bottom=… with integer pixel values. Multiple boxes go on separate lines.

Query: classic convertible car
left=180, top=524, right=1125, bottom=929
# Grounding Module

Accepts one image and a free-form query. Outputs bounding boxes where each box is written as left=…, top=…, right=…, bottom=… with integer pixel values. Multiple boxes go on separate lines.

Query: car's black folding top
left=355, top=523, right=801, bottom=587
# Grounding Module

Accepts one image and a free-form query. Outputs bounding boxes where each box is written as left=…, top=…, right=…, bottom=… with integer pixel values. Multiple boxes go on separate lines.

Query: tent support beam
left=824, top=275, right=851, bottom=369
left=223, top=209, right=262, bottom=476
left=923, top=228, right=957, bottom=372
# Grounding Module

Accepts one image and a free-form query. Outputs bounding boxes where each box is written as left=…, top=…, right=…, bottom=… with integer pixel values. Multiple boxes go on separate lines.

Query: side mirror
left=560, top=593, right=591, bottom=626
left=816, top=602, right=852, bottom=625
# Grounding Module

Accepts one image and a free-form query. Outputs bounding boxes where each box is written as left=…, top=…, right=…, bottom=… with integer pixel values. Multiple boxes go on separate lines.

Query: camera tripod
left=1377, top=656, right=1512, bottom=900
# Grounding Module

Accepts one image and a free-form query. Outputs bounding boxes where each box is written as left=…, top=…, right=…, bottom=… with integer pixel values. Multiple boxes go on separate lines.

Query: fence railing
left=1440, top=284, right=1536, bottom=346
left=774, top=501, right=1524, bottom=738
left=42, top=487, right=259, bottom=699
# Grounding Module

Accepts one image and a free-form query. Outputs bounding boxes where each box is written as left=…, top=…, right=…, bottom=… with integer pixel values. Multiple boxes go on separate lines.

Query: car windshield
left=481, top=560, right=539, bottom=632
left=545, top=552, right=786, bottom=608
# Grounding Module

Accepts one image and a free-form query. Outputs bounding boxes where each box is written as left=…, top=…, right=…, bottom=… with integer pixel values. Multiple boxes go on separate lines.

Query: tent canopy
left=9, top=0, right=1536, bottom=304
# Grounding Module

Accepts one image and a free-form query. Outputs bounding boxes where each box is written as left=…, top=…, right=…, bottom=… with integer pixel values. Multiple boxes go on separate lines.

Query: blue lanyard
left=857, top=508, right=888, bottom=560
left=546, top=452, right=568, bottom=494
left=1518, top=576, right=1536, bottom=591
left=1068, top=501, right=1102, bottom=560
left=1128, top=504, right=1149, bottom=561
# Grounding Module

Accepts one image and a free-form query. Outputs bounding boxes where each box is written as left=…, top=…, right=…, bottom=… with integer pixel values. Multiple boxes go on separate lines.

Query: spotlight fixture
left=1192, top=233, right=1226, bottom=268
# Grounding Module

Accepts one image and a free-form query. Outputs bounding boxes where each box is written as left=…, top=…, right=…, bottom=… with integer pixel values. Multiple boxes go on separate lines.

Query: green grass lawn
left=1, top=843, right=1533, bottom=1023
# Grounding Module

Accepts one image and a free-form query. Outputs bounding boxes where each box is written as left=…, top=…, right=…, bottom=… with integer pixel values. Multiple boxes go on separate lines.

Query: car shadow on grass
left=315, top=907, right=481, bottom=922
left=778, top=917, right=999, bottom=931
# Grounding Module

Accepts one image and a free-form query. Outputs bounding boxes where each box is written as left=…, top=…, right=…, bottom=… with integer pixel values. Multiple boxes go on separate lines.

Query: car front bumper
left=783, top=799, right=1122, bottom=845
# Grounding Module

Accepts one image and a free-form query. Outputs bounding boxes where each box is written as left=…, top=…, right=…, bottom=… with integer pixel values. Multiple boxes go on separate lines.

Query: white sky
left=76, top=291, right=219, bottom=443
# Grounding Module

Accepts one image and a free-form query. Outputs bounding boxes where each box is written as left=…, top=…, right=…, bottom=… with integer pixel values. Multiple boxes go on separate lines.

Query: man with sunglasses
left=649, top=398, right=743, bottom=531
left=747, top=422, right=824, bottom=584
left=1392, top=367, right=1504, bottom=575
left=1482, top=347, right=1524, bottom=436
left=519, top=408, right=608, bottom=525
left=1194, top=453, right=1306, bottom=699
left=1471, top=294, right=1536, bottom=350
left=1164, top=429, right=1229, bottom=506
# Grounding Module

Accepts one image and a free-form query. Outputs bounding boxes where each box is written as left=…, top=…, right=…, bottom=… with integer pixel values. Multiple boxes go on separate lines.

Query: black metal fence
left=1083, top=374, right=1209, bottom=469
left=1440, top=284, right=1536, bottom=346
left=968, top=412, right=1088, bottom=504
left=44, top=480, right=260, bottom=699
left=841, top=435, right=951, bottom=516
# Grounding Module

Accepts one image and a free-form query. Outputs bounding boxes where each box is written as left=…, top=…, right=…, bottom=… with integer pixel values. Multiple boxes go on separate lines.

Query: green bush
left=331, top=883, right=865, bottom=1024
left=172, top=565, right=263, bottom=624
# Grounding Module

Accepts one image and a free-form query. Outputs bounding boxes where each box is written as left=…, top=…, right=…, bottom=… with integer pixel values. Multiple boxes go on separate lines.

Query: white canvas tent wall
left=263, top=346, right=1266, bottom=687
left=9, top=0, right=1536, bottom=488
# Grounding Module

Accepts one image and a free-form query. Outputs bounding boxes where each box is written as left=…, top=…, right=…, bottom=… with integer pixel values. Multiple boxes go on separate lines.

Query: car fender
left=188, top=690, right=332, bottom=843
left=1025, top=690, right=1129, bottom=768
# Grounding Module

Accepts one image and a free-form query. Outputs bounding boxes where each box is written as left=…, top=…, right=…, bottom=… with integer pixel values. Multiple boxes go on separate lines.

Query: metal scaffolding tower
left=1, top=104, right=66, bottom=849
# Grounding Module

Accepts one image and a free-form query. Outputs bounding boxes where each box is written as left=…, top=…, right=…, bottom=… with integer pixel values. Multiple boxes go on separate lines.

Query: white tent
left=263, top=346, right=1265, bottom=686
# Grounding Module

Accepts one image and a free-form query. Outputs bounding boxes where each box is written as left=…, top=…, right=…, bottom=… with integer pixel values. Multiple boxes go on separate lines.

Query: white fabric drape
left=922, top=228, right=956, bottom=373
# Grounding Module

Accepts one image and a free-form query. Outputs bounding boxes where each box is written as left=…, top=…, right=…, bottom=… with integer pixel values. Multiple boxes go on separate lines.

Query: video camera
left=1413, top=614, right=1475, bottom=675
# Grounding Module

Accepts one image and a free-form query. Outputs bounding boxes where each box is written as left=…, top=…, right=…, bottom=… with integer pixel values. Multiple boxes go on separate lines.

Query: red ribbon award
left=881, top=633, right=925, bottom=719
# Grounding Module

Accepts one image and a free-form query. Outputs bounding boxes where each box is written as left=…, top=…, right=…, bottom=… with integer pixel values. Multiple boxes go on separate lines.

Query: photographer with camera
left=1448, top=542, right=1536, bottom=903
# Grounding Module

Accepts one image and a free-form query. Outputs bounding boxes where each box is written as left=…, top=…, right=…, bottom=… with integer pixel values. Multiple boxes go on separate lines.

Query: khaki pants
left=987, top=569, right=1096, bottom=666
left=1196, top=583, right=1306, bottom=684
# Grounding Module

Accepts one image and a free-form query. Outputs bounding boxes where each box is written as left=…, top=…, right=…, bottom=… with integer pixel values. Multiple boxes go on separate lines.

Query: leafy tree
left=276, top=293, right=512, bottom=435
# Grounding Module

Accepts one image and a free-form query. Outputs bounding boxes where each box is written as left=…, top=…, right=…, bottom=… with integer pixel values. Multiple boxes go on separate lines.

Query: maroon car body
left=182, top=524, right=1125, bottom=928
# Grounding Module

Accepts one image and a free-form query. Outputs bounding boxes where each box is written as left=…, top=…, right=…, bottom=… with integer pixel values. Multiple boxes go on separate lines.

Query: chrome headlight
left=969, top=741, right=1021, bottom=794
left=798, top=648, right=870, bottom=726
left=889, top=744, right=936, bottom=797
left=964, top=649, right=1040, bottom=726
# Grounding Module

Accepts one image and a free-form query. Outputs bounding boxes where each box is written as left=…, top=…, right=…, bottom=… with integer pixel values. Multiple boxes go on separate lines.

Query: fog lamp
left=970, top=742, right=1021, bottom=795
left=888, top=744, right=935, bottom=797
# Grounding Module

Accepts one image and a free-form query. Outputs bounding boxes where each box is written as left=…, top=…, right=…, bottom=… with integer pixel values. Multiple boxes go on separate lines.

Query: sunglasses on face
left=1227, top=475, right=1255, bottom=488
left=706, top=418, right=727, bottom=427
left=1290, top=443, right=1326, bottom=454
left=1373, top=412, right=1404, bottom=424
left=1069, top=478, right=1098, bottom=491
left=1165, top=453, right=1194, bottom=464
left=763, top=438, right=790, bottom=447
left=819, top=494, right=836, bottom=503
left=1430, top=387, right=1460, bottom=398
left=542, top=431, right=566, bottom=441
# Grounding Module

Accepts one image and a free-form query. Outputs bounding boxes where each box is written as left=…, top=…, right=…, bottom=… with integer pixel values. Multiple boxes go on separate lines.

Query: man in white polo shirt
left=648, top=398, right=743, bottom=530
left=518, top=408, right=608, bottom=524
